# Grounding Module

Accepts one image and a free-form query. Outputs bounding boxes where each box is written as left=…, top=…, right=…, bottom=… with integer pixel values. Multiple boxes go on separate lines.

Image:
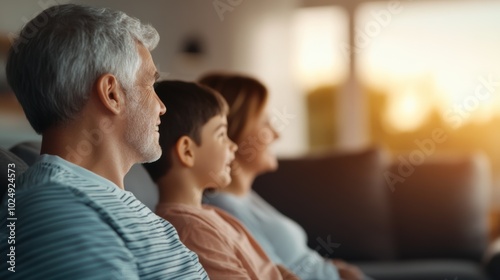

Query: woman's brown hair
left=198, top=72, right=268, bottom=143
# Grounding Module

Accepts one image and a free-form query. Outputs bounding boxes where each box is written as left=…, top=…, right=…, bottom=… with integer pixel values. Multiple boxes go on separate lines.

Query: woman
left=200, top=73, right=368, bottom=280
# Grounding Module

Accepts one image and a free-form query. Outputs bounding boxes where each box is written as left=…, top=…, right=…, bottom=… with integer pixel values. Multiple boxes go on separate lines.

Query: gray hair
left=6, top=4, right=159, bottom=134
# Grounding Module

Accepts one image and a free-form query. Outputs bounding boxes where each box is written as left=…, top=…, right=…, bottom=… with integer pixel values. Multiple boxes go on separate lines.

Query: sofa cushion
left=389, top=153, right=491, bottom=260
left=253, top=147, right=396, bottom=261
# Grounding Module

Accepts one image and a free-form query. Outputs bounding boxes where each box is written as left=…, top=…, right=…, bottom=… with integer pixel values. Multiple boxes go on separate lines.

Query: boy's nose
left=230, top=140, right=238, bottom=152
left=271, top=125, right=280, bottom=140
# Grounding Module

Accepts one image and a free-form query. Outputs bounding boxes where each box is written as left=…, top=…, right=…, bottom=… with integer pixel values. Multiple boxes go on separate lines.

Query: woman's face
left=234, top=102, right=279, bottom=176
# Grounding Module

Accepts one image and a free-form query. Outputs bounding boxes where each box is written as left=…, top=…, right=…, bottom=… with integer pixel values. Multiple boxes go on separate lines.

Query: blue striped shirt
left=0, top=154, right=208, bottom=280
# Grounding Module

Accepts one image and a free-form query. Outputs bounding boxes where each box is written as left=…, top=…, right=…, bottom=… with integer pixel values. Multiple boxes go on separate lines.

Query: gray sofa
left=2, top=142, right=499, bottom=279
left=252, top=148, right=494, bottom=280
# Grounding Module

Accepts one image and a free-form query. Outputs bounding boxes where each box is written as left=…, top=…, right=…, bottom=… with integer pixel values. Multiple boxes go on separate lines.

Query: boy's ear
left=95, top=73, right=125, bottom=115
left=175, top=136, right=195, bottom=167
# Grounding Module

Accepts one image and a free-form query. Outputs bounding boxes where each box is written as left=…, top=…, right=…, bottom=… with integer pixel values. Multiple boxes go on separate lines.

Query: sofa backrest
left=9, top=141, right=42, bottom=166
left=0, top=146, right=29, bottom=201
left=388, top=153, right=491, bottom=261
left=253, top=147, right=396, bottom=261
left=124, top=164, right=158, bottom=210
left=253, top=147, right=492, bottom=262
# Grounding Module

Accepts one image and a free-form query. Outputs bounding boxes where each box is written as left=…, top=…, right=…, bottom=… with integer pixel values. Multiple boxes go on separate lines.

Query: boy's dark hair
left=143, top=80, right=228, bottom=182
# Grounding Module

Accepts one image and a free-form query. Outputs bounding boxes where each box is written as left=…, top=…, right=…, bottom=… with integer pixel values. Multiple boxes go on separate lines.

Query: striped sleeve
left=0, top=185, right=139, bottom=280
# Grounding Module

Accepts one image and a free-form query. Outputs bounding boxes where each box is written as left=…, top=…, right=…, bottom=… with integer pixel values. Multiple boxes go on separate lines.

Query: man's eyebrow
left=154, top=71, right=160, bottom=81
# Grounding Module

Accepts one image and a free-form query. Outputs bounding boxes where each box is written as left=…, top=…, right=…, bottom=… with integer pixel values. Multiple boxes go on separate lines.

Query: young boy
left=143, top=81, right=299, bottom=279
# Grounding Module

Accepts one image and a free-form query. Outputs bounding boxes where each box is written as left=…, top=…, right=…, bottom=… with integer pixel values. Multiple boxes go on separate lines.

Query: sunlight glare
left=384, top=88, right=431, bottom=132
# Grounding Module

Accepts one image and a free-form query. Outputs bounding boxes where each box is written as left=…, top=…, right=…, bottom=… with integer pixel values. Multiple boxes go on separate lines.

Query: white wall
left=220, top=0, right=307, bottom=156
left=0, top=0, right=69, bottom=33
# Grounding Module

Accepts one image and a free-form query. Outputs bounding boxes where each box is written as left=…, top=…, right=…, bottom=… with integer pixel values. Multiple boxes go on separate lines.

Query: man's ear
left=175, top=136, right=196, bottom=167
left=95, top=73, right=125, bottom=115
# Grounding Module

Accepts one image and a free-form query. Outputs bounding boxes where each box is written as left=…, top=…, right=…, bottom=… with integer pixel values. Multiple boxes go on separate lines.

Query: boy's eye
left=219, top=129, right=228, bottom=138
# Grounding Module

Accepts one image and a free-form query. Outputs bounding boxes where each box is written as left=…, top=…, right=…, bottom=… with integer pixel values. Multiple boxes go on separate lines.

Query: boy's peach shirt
left=156, top=203, right=298, bottom=280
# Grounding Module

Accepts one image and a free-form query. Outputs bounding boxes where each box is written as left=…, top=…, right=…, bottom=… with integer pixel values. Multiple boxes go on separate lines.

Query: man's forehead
left=137, top=43, right=157, bottom=77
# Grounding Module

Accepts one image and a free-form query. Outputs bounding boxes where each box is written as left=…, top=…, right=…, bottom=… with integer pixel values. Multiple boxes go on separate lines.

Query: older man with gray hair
left=0, top=4, right=208, bottom=279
